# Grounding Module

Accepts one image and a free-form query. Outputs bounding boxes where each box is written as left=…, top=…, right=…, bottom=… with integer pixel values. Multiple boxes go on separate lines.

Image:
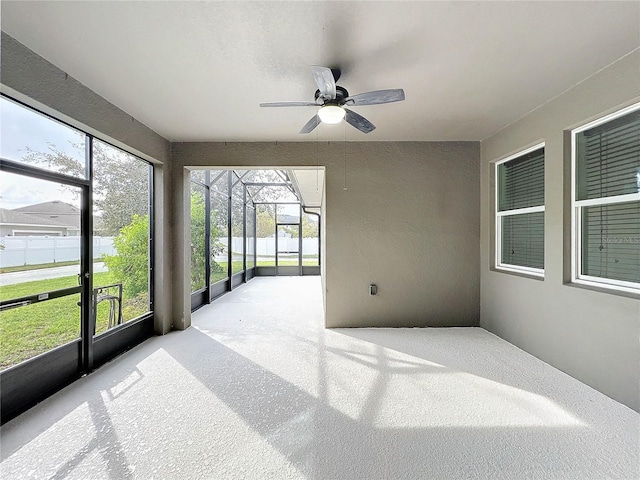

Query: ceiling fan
left=259, top=66, right=405, bottom=134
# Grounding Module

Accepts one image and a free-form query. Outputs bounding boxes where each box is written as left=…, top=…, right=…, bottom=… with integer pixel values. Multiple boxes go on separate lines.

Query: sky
left=1, top=97, right=84, bottom=209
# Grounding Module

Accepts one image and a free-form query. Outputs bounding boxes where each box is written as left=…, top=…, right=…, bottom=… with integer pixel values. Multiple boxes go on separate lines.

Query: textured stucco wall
left=172, top=141, right=481, bottom=329
left=480, top=50, right=640, bottom=411
left=0, top=32, right=170, bottom=164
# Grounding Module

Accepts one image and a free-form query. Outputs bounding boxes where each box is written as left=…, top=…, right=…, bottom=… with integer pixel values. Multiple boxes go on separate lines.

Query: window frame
left=494, top=142, right=546, bottom=277
left=0, top=92, right=156, bottom=422
left=571, top=102, right=640, bottom=294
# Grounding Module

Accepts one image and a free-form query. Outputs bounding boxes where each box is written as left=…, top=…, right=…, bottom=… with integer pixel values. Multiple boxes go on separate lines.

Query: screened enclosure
left=189, top=169, right=321, bottom=311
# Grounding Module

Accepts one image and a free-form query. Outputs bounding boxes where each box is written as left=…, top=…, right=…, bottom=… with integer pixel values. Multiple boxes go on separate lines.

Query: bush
left=190, top=190, right=225, bottom=291
left=103, top=214, right=149, bottom=297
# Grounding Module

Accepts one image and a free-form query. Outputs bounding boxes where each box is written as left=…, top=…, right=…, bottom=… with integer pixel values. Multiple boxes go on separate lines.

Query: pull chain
left=343, top=122, right=348, bottom=190
left=316, top=114, right=319, bottom=192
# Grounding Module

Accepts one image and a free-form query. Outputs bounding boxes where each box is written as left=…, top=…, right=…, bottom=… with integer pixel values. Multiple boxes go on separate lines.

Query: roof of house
left=11, top=201, right=80, bottom=228
left=0, top=208, right=68, bottom=227
left=13, top=200, right=80, bottom=215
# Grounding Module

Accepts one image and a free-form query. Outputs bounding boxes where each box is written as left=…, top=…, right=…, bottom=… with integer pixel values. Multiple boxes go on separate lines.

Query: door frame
left=1, top=144, right=154, bottom=424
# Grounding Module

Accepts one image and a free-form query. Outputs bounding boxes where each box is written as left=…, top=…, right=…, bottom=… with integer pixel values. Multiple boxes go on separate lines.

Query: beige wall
left=480, top=50, right=640, bottom=411
left=173, top=141, right=481, bottom=328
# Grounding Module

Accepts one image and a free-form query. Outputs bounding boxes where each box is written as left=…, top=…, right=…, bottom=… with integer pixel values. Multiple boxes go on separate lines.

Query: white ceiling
left=2, top=1, right=639, bottom=143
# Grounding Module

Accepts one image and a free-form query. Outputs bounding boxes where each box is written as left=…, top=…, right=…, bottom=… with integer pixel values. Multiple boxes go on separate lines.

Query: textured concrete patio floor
left=1, top=276, right=638, bottom=479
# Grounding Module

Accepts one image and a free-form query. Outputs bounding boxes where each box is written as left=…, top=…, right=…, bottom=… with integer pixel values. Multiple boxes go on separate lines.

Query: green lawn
left=0, top=271, right=149, bottom=370
left=0, top=291, right=81, bottom=369
left=208, top=259, right=319, bottom=285
left=256, top=259, right=319, bottom=267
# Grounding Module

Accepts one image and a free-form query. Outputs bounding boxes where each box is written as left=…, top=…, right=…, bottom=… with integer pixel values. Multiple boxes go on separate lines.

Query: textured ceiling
left=2, top=1, right=639, bottom=142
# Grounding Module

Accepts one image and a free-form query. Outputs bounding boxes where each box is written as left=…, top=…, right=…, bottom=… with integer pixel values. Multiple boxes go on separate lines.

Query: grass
left=256, top=259, right=320, bottom=267
left=208, top=259, right=320, bottom=285
left=0, top=293, right=81, bottom=368
left=0, top=271, right=149, bottom=370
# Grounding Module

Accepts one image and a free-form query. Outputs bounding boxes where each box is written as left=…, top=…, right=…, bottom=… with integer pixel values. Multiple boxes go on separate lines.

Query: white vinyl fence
left=1, top=235, right=319, bottom=269
left=213, top=236, right=318, bottom=260
left=0, top=236, right=116, bottom=268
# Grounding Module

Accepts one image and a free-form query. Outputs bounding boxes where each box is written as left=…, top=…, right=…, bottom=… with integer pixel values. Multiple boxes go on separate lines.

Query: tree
left=256, top=208, right=275, bottom=237
left=244, top=170, right=297, bottom=204
left=280, top=213, right=319, bottom=238
left=190, top=188, right=207, bottom=290
left=93, top=144, right=149, bottom=235
left=230, top=197, right=245, bottom=237
left=302, top=214, right=319, bottom=238
left=23, top=141, right=149, bottom=235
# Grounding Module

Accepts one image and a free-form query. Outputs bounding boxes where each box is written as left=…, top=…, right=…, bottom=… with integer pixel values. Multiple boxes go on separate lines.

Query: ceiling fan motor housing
left=315, top=85, right=349, bottom=105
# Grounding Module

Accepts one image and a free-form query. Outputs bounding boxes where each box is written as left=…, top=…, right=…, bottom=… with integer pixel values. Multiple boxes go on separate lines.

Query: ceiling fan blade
left=299, top=114, right=320, bottom=134
left=345, top=89, right=405, bottom=106
left=344, top=108, right=376, bottom=134
left=311, top=66, right=336, bottom=100
left=260, top=102, right=317, bottom=107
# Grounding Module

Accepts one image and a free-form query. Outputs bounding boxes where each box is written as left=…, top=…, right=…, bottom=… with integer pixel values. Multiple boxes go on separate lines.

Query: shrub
left=103, top=214, right=149, bottom=297
left=190, top=190, right=225, bottom=291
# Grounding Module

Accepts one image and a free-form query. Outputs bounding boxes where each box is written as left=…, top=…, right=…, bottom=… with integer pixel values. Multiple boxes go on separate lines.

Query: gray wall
left=173, top=141, right=481, bottom=328
left=480, top=50, right=640, bottom=411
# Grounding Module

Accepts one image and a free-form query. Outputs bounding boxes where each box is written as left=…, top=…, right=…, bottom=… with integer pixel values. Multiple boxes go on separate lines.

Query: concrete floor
left=1, top=276, right=638, bottom=479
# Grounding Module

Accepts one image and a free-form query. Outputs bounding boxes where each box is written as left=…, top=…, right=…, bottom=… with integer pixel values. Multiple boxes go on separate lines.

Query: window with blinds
left=495, top=144, right=545, bottom=275
left=573, top=105, right=640, bottom=291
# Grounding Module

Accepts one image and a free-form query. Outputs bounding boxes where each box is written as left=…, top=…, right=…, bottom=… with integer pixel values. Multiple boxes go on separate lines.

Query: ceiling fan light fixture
left=318, top=105, right=345, bottom=124
left=260, top=66, right=403, bottom=134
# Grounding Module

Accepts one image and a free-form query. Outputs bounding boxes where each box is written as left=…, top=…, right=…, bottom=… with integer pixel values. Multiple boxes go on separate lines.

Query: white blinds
left=576, top=109, right=639, bottom=284
left=498, top=147, right=545, bottom=270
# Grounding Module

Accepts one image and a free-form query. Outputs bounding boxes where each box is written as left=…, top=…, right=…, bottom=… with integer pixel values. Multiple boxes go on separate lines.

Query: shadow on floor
left=159, top=326, right=635, bottom=479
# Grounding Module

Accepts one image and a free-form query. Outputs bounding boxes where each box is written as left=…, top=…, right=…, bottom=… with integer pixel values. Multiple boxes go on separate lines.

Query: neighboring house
left=0, top=201, right=80, bottom=236
left=277, top=214, right=299, bottom=224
